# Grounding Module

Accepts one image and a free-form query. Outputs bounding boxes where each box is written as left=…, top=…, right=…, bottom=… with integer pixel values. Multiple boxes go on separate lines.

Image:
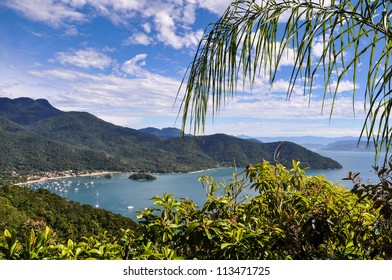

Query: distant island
left=128, top=173, right=157, bottom=181
left=0, top=97, right=342, bottom=184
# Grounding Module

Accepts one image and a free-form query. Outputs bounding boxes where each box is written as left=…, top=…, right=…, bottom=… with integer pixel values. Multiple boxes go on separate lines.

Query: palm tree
left=178, top=0, right=392, bottom=162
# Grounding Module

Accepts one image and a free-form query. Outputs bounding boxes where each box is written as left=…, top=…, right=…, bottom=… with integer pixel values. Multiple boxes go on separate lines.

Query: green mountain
left=139, top=127, right=193, bottom=138
left=164, top=134, right=342, bottom=169
left=0, top=97, right=342, bottom=181
left=0, top=97, right=62, bottom=124
left=24, top=112, right=216, bottom=172
left=0, top=117, right=133, bottom=181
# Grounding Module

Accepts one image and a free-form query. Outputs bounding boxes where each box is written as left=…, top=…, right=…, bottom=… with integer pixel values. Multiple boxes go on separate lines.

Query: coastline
left=187, top=166, right=234, bottom=174
left=13, top=166, right=237, bottom=186
left=16, top=171, right=119, bottom=186
left=15, top=167, right=231, bottom=185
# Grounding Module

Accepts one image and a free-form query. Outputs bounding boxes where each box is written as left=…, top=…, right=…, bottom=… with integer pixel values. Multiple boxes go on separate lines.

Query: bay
left=307, top=150, right=382, bottom=186
left=28, top=168, right=238, bottom=221
left=27, top=150, right=382, bottom=221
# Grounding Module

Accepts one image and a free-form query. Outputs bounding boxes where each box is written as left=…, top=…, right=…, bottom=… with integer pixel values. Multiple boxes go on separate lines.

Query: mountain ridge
left=0, top=97, right=62, bottom=124
left=138, top=127, right=192, bottom=138
left=0, top=97, right=342, bottom=182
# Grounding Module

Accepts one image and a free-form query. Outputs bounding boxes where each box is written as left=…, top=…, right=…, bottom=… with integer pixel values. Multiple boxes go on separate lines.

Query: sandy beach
left=16, top=171, right=119, bottom=185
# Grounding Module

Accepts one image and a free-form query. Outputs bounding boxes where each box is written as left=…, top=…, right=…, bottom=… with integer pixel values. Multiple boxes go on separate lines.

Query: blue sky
left=0, top=0, right=368, bottom=137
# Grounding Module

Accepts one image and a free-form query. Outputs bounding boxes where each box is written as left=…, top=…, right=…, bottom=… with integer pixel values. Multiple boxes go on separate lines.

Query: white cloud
left=196, top=75, right=366, bottom=123
left=149, top=7, right=204, bottom=49
left=26, top=60, right=182, bottom=117
left=183, top=2, right=197, bottom=24
left=55, top=48, right=113, bottom=69
left=311, top=36, right=328, bottom=58
left=154, top=10, right=182, bottom=49
left=329, top=80, right=357, bottom=94
left=197, top=0, right=231, bottom=14
left=121, top=54, right=148, bottom=76
left=3, top=0, right=86, bottom=27
left=4, top=0, right=207, bottom=49
left=63, top=26, right=79, bottom=36
left=1, top=54, right=367, bottom=137
left=124, top=32, right=153, bottom=46
left=203, top=119, right=363, bottom=138
left=142, top=23, right=151, bottom=33
left=29, top=69, right=80, bottom=80
left=3, top=0, right=368, bottom=137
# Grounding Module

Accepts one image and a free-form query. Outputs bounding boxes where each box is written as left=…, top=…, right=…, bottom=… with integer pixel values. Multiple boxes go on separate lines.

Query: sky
left=0, top=0, right=369, bottom=137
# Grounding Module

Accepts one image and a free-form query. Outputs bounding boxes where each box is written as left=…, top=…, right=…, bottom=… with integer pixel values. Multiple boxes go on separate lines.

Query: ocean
left=26, top=150, right=383, bottom=220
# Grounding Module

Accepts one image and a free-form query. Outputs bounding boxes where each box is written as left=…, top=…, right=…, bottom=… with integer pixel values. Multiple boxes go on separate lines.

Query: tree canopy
left=178, top=0, right=392, bottom=162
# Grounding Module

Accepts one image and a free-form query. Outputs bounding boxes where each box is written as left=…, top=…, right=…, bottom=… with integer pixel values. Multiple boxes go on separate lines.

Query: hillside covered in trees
left=0, top=97, right=341, bottom=184
left=0, top=184, right=137, bottom=241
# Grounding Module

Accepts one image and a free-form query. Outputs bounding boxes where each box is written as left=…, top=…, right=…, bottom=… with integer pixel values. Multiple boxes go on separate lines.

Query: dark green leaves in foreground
left=2, top=161, right=391, bottom=259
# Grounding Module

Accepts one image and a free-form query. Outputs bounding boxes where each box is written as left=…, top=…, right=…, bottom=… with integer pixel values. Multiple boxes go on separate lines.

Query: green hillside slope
left=0, top=97, right=342, bottom=181
left=164, top=135, right=342, bottom=169
left=0, top=184, right=137, bottom=241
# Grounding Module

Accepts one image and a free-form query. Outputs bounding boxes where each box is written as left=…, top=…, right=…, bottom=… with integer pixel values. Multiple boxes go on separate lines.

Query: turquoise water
left=27, top=151, right=382, bottom=220
left=307, top=150, right=382, bottom=185
left=28, top=168, right=239, bottom=220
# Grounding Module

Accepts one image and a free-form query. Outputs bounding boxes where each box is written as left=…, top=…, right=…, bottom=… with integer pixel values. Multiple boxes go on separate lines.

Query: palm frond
left=178, top=0, right=392, bottom=162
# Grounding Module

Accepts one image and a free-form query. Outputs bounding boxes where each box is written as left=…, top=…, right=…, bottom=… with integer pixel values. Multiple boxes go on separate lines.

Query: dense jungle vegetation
left=1, top=161, right=391, bottom=260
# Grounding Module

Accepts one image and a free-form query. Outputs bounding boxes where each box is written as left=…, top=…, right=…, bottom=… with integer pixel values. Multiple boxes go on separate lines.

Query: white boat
left=127, top=205, right=134, bottom=209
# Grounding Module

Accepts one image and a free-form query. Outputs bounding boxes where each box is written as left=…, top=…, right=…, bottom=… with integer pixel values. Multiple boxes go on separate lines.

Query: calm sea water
left=27, top=150, right=383, bottom=220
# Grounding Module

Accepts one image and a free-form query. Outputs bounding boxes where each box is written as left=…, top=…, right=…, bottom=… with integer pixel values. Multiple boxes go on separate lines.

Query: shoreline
left=16, top=171, right=119, bottom=186
left=14, top=166, right=237, bottom=186
left=187, top=166, right=234, bottom=174
left=15, top=167, right=233, bottom=185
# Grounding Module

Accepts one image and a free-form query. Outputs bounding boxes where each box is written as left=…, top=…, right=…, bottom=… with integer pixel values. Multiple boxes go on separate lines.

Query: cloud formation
left=54, top=48, right=113, bottom=69
left=1, top=0, right=366, bottom=137
left=3, top=0, right=86, bottom=26
left=3, top=0, right=223, bottom=49
left=121, top=54, right=148, bottom=76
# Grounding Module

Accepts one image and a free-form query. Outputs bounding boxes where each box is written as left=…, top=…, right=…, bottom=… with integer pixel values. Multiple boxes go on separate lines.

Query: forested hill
left=0, top=184, right=137, bottom=241
left=164, top=134, right=342, bottom=169
left=0, top=97, right=342, bottom=181
left=0, top=97, right=62, bottom=124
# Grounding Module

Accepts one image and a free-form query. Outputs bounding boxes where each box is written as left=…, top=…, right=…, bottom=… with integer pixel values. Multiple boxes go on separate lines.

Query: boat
left=127, top=205, right=134, bottom=209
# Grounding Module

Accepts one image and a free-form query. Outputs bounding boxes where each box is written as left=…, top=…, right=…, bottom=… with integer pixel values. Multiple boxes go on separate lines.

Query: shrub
left=1, top=161, right=389, bottom=259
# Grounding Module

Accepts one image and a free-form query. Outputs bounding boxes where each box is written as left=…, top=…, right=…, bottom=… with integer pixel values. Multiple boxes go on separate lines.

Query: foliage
left=1, top=161, right=391, bottom=259
left=178, top=0, right=392, bottom=162
left=135, top=161, right=381, bottom=259
left=129, top=173, right=157, bottom=181
left=0, top=185, right=137, bottom=241
left=347, top=165, right=392, bottom=257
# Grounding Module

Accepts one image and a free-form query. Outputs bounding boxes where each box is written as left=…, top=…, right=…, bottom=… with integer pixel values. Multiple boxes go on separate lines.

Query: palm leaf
left=178, top=0, right=392, bottom=162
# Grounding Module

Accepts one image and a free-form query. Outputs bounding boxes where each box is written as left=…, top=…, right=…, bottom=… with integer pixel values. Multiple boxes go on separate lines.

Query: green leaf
left=220, top=243, right=234, bottom=249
